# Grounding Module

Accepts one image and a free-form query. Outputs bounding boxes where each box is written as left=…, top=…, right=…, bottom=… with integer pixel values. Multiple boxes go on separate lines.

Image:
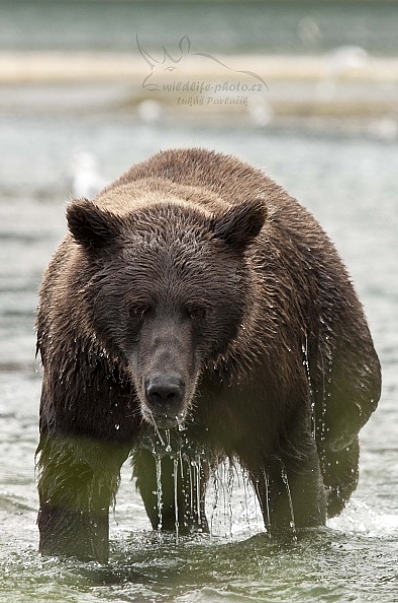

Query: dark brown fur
left=36, top=148, right=381, bottom=562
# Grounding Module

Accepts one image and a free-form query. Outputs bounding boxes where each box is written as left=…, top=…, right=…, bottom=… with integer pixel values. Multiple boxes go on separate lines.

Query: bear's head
left=67, top=196, right=267, bottom=429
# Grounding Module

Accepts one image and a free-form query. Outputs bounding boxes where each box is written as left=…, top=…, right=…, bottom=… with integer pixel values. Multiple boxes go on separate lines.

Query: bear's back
left=105, top=148, right=329, bottom=256
left=108, top=148, right=290, bottom=210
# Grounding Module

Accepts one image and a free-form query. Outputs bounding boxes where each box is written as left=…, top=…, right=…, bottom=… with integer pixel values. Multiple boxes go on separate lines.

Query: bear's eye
left=129, top=302, right=151, bottom=319
left=185, top=302, right=208, bottom=321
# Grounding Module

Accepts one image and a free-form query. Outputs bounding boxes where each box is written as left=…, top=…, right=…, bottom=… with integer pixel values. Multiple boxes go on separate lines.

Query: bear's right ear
left=67, top=199, right=122, bottom=250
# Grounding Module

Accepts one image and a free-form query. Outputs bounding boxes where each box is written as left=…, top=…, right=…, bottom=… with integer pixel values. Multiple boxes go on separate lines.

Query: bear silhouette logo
left=137, top=35, right=267, bottom=94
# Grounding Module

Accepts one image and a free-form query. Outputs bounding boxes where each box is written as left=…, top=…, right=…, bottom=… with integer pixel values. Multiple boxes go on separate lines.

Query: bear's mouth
left=141, top=404, right=186, bottom=430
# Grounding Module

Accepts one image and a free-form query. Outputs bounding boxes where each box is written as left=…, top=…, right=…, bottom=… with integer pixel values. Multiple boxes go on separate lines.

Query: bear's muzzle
left=143, top=373, right=186, bottom=429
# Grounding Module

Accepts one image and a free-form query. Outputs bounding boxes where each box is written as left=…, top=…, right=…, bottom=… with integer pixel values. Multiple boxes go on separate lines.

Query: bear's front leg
left=37, top=432, right=129, bottom=563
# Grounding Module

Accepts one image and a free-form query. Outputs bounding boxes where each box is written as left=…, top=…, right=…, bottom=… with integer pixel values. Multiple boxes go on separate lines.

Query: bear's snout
left=143, top=373, right=186, bottom=428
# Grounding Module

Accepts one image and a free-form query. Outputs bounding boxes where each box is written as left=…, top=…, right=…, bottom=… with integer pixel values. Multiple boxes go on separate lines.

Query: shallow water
left=0, top=113, right=397, bottom=601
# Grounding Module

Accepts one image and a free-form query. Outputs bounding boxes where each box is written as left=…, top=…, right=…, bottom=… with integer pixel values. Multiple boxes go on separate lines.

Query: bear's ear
left=67, top=199, right=122, bottom=250
left=212, top=199, right=267, bottom=250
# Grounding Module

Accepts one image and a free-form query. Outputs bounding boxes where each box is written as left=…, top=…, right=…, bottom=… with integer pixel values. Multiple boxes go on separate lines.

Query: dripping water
left=150, top=428, right=181, bottom=538
left=208, top=460, right=263, bottom=539
left=155, top=454, right=163, bottom=531
left=253, top=475, right=267, bottom=538
left=210, top=461, right=229, bottom=538
left=149, top=410, right=166, bottom=448
left=188, top=459, right=194, bottom=523
left=209, top=465, right=220, bottom=538
left=302, top=334, right=315, bottom=438
left=262, top=468, right=271, bottom=533
left=192, top=455, right=202, bottom=528
left=173, top=457, right=179, bottom=542
left=240, top=467, right=263, bottom=534
left=242, top=468, right=251, bottom=532
left=147, top=427, right=203, bottom=542
left=281, top=465, right=297, bottom=541
left=226, top=462, right=235, bottom=538
left=219, top=462, right=228, bottom=533
left=145, top=428, right=269, bottom=542
left=165, top=428, right=172, bottom=453
left=319, top=321, right=334, bottom=446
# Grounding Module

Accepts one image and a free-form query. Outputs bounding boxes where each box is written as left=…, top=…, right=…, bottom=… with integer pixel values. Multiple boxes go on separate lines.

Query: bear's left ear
left=212, top=199, right=267, bottom=250
left=67, top=198, right=122, bottom=250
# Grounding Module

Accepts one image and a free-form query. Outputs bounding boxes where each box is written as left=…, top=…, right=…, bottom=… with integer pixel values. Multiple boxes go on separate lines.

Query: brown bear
left=36, top=148, right=381, bottom=563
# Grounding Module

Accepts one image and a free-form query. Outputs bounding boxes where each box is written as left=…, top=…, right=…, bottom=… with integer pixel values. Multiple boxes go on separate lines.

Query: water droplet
left=165, top=429, right=172, bottom=453
left=151, top=418, right=165, bottom=447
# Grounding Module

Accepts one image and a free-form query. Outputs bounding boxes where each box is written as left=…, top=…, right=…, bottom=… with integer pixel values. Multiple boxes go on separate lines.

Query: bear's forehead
left=107, top=255, right=242, bottom=309
left=106, top=222, right=238, bottom=287
left=102, top=202, right=242, bottom=283
left=124, top=226, right=212, bottom=251
left=121, top=232, right=221, bottom=278
left=122, top=206, right=215, bottom=250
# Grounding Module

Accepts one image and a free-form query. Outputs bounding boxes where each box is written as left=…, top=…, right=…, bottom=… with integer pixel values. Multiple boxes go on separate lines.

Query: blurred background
left=1, top=0, right=397, bottom=196
left=0, top=2, right=397, bottom=602
left=1, top=0, right=398, bottom=132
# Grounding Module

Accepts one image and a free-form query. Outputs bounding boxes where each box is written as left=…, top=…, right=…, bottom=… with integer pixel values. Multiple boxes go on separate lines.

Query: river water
left=0, top=111, right=397, bottom=602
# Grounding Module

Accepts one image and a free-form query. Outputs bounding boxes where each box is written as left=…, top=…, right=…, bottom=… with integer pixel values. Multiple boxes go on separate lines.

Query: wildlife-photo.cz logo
left=137, top=35, right=267, bottom=107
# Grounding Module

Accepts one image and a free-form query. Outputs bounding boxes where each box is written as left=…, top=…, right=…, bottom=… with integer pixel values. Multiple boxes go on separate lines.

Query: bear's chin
left=141, top=406, right=186, bottom=430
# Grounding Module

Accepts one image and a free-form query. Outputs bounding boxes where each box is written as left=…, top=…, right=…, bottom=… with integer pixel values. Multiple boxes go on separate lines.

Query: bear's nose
left=145, top=374, right=184, bottom=408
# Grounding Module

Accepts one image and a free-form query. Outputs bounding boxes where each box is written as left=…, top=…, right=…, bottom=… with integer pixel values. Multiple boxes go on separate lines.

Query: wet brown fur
left=36, top=148, right=381, bottom=562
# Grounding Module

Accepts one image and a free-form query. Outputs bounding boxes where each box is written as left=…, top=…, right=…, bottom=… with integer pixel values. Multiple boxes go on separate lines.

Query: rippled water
left=0, top=114, right=397, bottom=601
